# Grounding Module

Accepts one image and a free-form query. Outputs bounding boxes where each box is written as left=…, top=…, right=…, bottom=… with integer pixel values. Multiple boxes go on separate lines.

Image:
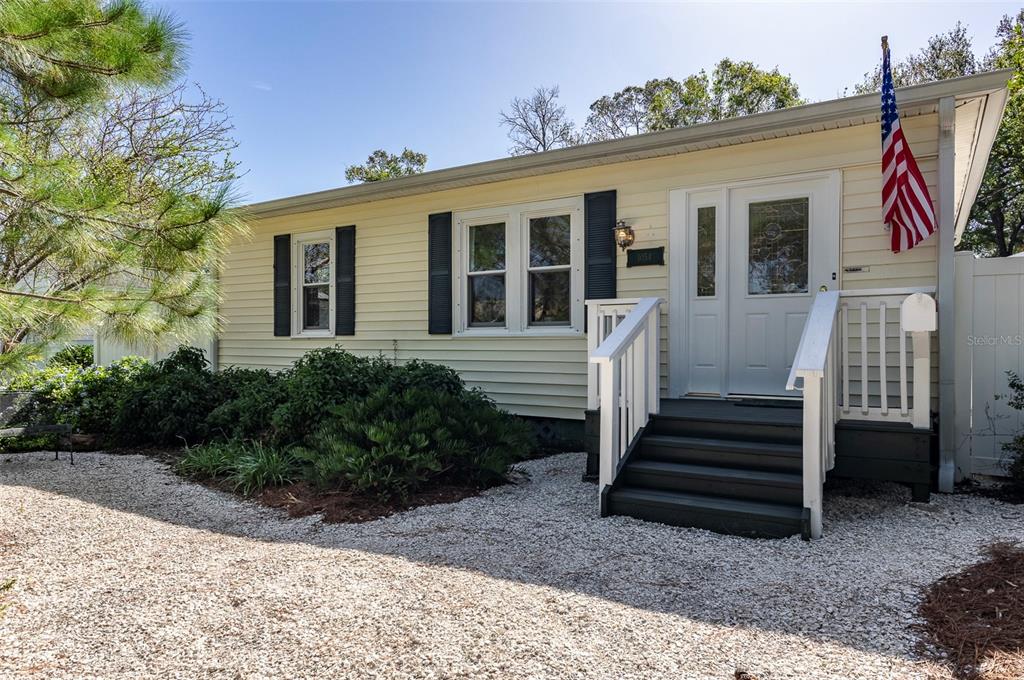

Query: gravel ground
left=1, top=451, right=1022, bottom=679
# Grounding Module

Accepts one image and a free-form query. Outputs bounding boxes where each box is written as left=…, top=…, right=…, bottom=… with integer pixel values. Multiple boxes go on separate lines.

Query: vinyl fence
left=954, top=251, right=1024, bottom=478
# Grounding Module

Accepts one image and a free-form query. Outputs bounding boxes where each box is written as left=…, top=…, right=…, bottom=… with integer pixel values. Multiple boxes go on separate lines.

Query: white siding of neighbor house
left=219, top=112, right=951, bottom=421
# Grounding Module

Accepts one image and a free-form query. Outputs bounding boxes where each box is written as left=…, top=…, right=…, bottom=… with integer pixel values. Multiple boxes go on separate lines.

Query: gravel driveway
left=1, top=451, right=1022, bottom=679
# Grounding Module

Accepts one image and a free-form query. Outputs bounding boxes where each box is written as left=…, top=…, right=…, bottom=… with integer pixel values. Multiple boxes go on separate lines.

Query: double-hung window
left=454, top=196, right=584, bottom=335
left=292, top=229, right=335, bottom=336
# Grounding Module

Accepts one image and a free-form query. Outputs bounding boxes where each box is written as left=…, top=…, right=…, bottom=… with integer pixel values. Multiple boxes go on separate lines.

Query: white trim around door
left=668, top=170, right=841, bottom=398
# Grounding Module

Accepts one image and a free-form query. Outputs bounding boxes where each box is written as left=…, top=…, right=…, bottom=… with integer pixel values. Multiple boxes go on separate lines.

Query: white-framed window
left=292, top=229, right=335, bottom=336
left=453, top=196, right=584, bottom=336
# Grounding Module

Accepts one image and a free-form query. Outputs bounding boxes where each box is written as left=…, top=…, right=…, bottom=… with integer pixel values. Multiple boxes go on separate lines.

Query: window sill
left=291, top=330, right=335, bottom=339
left=454, top=327, right=583, bottom=339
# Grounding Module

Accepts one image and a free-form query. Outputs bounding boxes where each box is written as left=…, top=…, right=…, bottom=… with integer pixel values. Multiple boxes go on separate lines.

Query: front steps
left=602, top=399, right=809, bottom=539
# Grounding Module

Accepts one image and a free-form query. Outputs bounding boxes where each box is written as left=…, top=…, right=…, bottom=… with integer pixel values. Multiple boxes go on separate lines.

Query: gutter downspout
left=937, top=96, right=956, bottom=492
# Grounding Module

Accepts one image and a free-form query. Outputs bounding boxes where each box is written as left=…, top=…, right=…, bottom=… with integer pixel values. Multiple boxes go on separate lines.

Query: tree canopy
left=583, top=60, right=804, bottom=141
left=0, top=0, right=243, bottom=377
left=344, top=148, right=427, bottom=182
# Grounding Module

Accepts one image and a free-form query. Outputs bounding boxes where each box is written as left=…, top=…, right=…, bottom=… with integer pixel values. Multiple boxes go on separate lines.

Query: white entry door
left=727, top=176, right=839, bottom=396
left=672, top=172, right=839, bottom=398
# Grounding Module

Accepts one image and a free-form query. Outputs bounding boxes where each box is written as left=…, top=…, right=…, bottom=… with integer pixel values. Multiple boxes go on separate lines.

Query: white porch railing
left=586, top=298, right=664, bottom=497
left=788, top=287, right=937, bottom=538
left=786, top=291, right=841, bottom=540
left=837, top=287, right=936, bottom=428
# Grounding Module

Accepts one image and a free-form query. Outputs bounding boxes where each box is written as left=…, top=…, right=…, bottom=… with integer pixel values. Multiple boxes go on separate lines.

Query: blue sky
left=157, top=1, right=1021, bottom=203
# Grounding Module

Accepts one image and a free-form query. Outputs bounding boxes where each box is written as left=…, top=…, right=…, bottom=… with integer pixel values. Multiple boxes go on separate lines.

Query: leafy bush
left=111, top=347, right=223, bottom=446
left=1005, top=371, right=1024, bottom=489
left=206, top=368, right=286, bottom=442
left=7, top=356, right=149, bottom=434
left=176, top=440, right=299, bottom=496
left=269, top=349, right=387, bottom=445
left=47, top=344, right=94, bottom=369
left=268, top=349, right=466, bottom=445
left=294, top=386, right=533, bottom=500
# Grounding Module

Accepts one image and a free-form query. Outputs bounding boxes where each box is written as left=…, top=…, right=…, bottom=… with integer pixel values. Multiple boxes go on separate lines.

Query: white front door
left=671, top=172, right=839, bottom=397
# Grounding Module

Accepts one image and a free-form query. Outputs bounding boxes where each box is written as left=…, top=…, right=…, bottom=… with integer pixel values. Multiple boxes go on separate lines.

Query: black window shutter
left=585, top=190, right=617, bottom=300
left=273, top=234, right=291, bottom=337
left=427, top=211, right=453, bottom=334
left=335, top=225, right=356, bottom=336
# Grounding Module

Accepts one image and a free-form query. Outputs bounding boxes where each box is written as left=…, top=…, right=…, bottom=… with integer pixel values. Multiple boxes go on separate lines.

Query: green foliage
left=584, top=61, right=803, bottom=141
left=0, top=1, right=245, bottom=379
left=175, top=441, right=237, bottom=479
left=7, top=344, right=530, bottom=500
left=853, top=23, right=979, bottom=94
left=295, top=386, right=533, bottom=501
left=0, top=433, right=57, bottom=453
left=1005, top=371, right=1024, bottom=488
left=205, top=367, right=286, bottom=442
left=47, top=344, right=93, bottom=369
left=176, top=440, right=299, bottom=496
left=7, top=355, right=149, bottom=433
left=228, top=442, right=300, bottom=496
left=344, top=148, right=427, bottom=183
left=111, top=347, right=222, bottom=446
left=267, top=349, right=465, bottom=445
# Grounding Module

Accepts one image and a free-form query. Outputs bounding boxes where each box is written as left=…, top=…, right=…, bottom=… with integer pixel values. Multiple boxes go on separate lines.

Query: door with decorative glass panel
left=726, top=175, right=839, bottom=396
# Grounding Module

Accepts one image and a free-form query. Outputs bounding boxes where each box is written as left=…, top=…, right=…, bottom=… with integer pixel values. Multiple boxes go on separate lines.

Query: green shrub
left=47, top=344, right=94, bottom=369
left=295, top=386, right=533, bottom=500
left=111, top=347, right=222, bottom=446
left=1004, top=371, right=1024, bottom=489
left=7, top=356, right=149, bottom=433
left=269, top=348, right=385, bottom=444
left=205, top=368, right=286, bottom=442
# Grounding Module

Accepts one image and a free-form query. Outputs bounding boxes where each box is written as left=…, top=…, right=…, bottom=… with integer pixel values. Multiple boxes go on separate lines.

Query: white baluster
left=860, top=301, right=869, bottom=415
left=879, top=302, right=888, bottom=416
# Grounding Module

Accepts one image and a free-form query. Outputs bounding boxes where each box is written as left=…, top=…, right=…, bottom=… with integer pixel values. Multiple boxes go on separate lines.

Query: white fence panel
left=954, top=252, right=1024, bottom=478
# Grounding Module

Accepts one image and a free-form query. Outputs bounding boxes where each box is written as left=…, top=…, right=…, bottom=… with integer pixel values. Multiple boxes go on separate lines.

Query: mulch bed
left=257, top=480, right=497, bottom=523
left=918, top=542, right=1024, bottom=679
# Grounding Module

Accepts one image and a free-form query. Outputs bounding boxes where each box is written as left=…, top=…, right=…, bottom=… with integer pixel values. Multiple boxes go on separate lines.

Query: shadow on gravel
left=4, top=449, right=1023, bottom=667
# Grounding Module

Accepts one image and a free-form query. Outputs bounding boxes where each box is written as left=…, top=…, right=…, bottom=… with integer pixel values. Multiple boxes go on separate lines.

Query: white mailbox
left=901, top=293, right=937, bottom=333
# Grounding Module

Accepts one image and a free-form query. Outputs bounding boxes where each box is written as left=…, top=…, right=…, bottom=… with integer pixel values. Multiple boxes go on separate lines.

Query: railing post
left=646, top=309, right=659, bottom=415
left=911, top=330, right=931, bottom=429
left=598, top=358, right=620, bottom=494
left=587, top=302, right=600, bottom=410
left=802, top=374, right=823, bottom=539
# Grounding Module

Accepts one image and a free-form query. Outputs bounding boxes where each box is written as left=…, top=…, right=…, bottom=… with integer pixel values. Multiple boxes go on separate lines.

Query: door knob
left=819, top=285, right=829, bottom=292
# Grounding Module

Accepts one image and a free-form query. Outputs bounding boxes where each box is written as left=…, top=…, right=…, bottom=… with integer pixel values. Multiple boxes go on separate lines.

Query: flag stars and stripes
left=880, top=36, right=937, bottom=253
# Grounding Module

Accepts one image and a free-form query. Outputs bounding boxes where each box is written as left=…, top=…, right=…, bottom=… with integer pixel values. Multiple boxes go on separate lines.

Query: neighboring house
left=209, top=70, right=1010, bottom=538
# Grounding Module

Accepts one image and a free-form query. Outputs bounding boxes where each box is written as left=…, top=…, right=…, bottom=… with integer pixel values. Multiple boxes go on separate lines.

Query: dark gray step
left=607, top=487, right=804, bottom=539
left=638, top=434, right=802, bottom=473
left=649, top=412, right=802, bottom=445
left=621, top=459, right=802, bottom=504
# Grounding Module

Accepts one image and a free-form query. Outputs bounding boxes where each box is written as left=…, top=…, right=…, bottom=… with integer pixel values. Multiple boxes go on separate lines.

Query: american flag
left=881, top=36, right=936, bottom=253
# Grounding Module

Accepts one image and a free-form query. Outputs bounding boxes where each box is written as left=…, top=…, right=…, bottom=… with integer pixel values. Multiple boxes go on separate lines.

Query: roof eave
left=247, top=69, right=1013, bottom=219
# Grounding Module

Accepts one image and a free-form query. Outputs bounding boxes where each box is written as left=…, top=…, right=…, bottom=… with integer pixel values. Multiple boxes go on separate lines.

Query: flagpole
left=881, top=35, right=888, bottom=55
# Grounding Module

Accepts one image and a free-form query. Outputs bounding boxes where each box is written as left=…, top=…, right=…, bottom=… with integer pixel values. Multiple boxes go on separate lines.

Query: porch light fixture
left=614, top=220, right=635, bottom=251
